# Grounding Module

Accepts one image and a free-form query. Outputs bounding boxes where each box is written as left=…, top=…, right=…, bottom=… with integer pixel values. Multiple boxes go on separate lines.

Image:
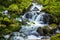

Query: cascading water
left=4, top=3, right=50, bottom=40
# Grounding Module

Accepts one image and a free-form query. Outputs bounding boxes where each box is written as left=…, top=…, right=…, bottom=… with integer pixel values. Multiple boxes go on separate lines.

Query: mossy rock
left=3, top=17, right=11, bottom=23
left=49, top=24, right=57, bottom=29
left=8, top=4, right=19, bottom=11
left=43, top=26, right=51, bottom=35
left=9, top=24, right=17, bottom=31
left=43, top=26, right=51, bottom=33
left=0, top=17, right=3, bottom=21
left=0, top=24, right=6, bottom=28
left=2, top=29, right=12, bottom=35
left=51, top=34, right=60, bottom=40
left=9, top=23, right=21, bottom=31
left=43, top=26, right=50, bottom=31
left=0, top=16, right=22, bottom=36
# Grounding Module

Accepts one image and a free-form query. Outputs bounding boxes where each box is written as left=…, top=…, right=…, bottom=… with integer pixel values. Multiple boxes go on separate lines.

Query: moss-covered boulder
left=9, top=23, right=21, bottom=31
left=43, top=26, right=51, bottom=35
left=2, top=29, right=12, bottom=35
left=37, top=25, right=58, bottom=36
left=8, top=4, right=19, bottom=12
left=49, top=24, right=57, bottom=29
left=37, top=26, right=51, bottom=36
left=47, top=24, right=57, bottom=34
left=0, top=17, right=22, bottom=36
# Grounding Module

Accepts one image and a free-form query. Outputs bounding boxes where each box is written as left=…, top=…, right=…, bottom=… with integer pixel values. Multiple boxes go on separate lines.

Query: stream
left=4, top=3, right=53, bottom=40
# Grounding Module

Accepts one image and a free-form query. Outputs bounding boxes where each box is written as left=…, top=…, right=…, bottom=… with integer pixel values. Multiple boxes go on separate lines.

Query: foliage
left=51, top=34, right=60, bottom=40
left=19, top=0, right=32, bottom=10
left=0, top=0, right=32, bottom=36
left=0, top=16, right=22, bottom=35
left=36, top=0, right=60, bottom=23
left=8, top=4, right=19, bottom=11
left=0, top=0, right=32, bottom=15
left=0, top=0, right=12, bottom=7
left=35, top=0, right=49, bottom=5
left=0, top=6, right=7, bottom=12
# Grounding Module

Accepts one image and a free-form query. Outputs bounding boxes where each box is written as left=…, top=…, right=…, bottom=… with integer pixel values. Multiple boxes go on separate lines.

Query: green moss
left=43, top=26, right=50, bottom=31
left=0, top=0, right=33, bottom=37
left=0, top=17, right=3, bottom=21
left=9, top=23, right=22, bottom=31
left=8, top=4, right=19, bottom=11
left=0, top=24, right=6, bottom=30
left=0, top=17, right=22, bottom=36
left=35, top=0, right=49, bottom=5
left=49, top=24, right=57, bottom=29
left=36, top=0, right=60, bottom=23
left=0, top=0, right=32, bottom=15
left=19, top=0, right=32, bottom=12
left=10, top=14, right=21, bottom=18
left=9, top=24, right=17, bottom=31
left=51, top=34, right=60, bottom=40
left=0, top=6, right=7, bottom=12
left=3, top=17, right=11, bottom=23
left=2, top=29, right=12, bottom=35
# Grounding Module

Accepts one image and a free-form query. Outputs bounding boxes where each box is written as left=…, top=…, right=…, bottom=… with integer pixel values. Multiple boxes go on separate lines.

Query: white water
left=30, top=3, right=43, bottom=12
left=56, top=29, right=60, bottom=33
left=4, top=3, right=50, bottom=40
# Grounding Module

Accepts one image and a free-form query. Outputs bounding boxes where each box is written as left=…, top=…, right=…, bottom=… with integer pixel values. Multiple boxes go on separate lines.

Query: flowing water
left=4, top=3, right=51, bottom=40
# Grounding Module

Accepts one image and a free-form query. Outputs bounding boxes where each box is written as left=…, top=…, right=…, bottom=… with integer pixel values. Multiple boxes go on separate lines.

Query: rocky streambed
left=1, top=3, right=60, bottom=40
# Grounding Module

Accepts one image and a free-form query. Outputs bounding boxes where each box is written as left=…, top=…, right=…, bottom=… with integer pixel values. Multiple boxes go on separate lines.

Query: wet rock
left=37, top=26, right=53, bottom=36
left=25, top=13, right=32, bottom=19
left=43, top=26, right=52, bottom=36
left=37, top=27, right=44, bottom=36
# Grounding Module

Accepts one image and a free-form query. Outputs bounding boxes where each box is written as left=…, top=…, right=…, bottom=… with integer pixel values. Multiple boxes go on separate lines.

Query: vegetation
left=0, top=0, right=32, bottom=37
left=51, top=34, right=60, bottom=40
left=9, top=4, right=19, bottom=11
left=0, top=0, right=32, bottom=15
left=35, top=0, right=60, bottom=23
left=49, top=24, right=57, bottom=29
left=37, top=24, right=57, bottom=36
left=0, top=16, right=22, bottom=36
left=0, top=0, right=60, bottom=40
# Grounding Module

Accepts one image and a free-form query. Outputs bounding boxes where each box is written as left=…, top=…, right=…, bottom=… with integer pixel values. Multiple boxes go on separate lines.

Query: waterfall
left=4, top=3, right=50, bottom=40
